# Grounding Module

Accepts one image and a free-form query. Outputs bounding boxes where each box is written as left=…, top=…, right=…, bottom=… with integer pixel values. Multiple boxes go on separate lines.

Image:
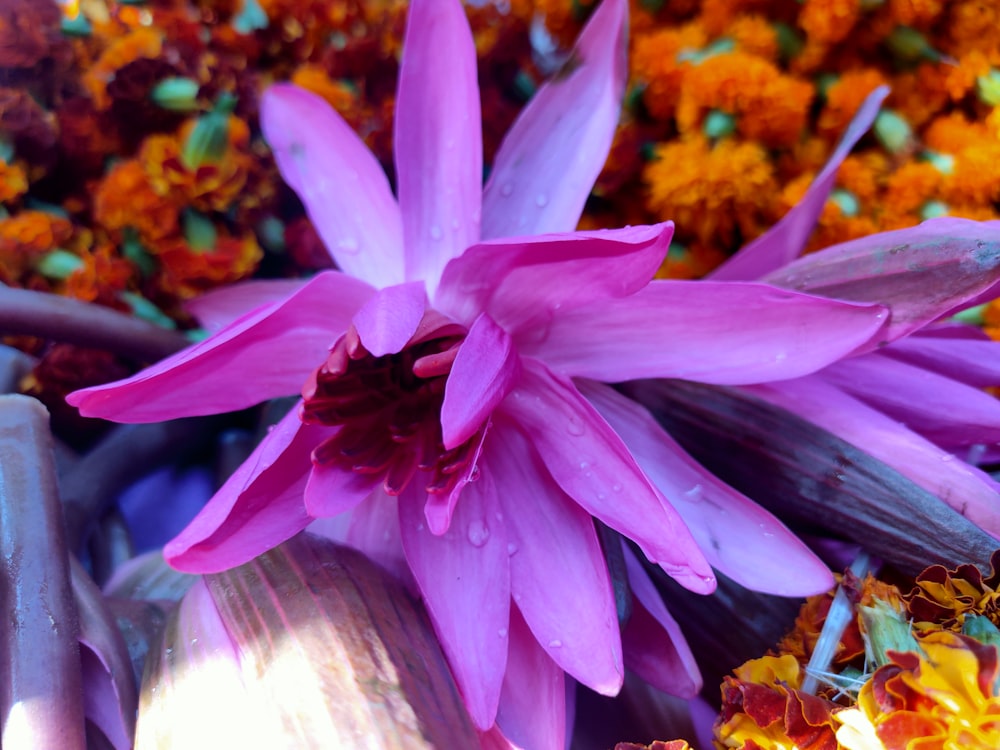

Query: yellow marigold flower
left=82, top=27, right=163, bottom=110
left=817, top=69, right=890, bottom=139
left=290, top=63, right=358, bottom=114
left=0, top=160, right=27, bottom=204
left=906, top=550, right=1000, bottom=632
left=631, top=23, right=708, bottom=121
left=93, top=159, right=179, bottom=243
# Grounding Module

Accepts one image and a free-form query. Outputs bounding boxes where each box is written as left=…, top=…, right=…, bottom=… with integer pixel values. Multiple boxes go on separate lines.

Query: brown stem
left=0, top=395, right=86, bottom=750
left=0, top=286, right=189, bottom=362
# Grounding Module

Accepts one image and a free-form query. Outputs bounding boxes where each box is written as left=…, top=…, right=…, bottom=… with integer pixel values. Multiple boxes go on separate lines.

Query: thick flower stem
left=0, top=395, right=86, bottom=750
left=0, top=286, right=189, bottom=362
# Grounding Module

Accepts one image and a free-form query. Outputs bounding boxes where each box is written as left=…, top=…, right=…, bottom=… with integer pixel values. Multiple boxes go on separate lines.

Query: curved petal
left=165, top=406, right=323, bottom=573
left=399, top=475, right=510, bottom=730
left=184, top=279, right=309, bottom=332
left=495, top=607, right=567, bottom=750
left=530, top=280, right=888, bottom=384
left=744, top=377, right=1000, bottom=539
left=435, top=223, right=671, bottom=329
left=489, top=423, right=622, bottom=693
left=442, top=314, right=521, bottom=450
left=351, top=281, right=427, bottom=357
left=260, top=84, right=404, bottom=288
left=761, top=218, right=1000, bottom=346
left=819, top=354, right=1000, bottom=446
left=883, top=334, right=1000, bottom=388
left=68, top=272, right=374, bottom=422
left=481, top=0, right=627, bottom=238
left=395, top=0, right=482, bottom=294
left=303, top=461, right=380, bottom=518
left=499, top=358, right=715, bottom=593
left=580, top=380, right=834, bottom=596
left=622, top=545, right=701, bottom=698
left=711, top=86, right=889, bottom=281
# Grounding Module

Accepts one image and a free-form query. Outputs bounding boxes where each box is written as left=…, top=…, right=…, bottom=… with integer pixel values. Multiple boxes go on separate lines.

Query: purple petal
left=622, top=545, right=701, bottom=698
left=581, top=380, right=834, bottom=596
left=425, top=425, right=490, bottom=535
left=711, top=87, right=888, bottom=280
left=68, top=272, right=373, bottom=422
left=489, top=423, right=623, bottom=693
left=351, top=281, right=427, bottom=356
left=394, top=0, right=482, bottom=293
left=499, top=358, right=715, bottom=593
left=495, top=607, right=567, bottom=750
left=117, top=465, right=213, bottom=553
left=481, top=0, right=627, bottom=238
left=399, top=476, right=510, bottom=729
left=303, top=462, right=380, bottom=518
left=530, top=280, right=888, bottom=384
left=185, top=279, right=309, bottom=332
left=261, top=84, right=405, bottom=287
left=819, top=354, right=1000, bottom=446
left=442, top=314, right=521, bottom=449
left=744, top=377, right=1000, bottom=539
left=164, top=407, right=323, bottom=572
left=435, top=223, right=671, bottom=329
left=761, top=218, right=1000, bottom=346
left=883, top=334, right=1000, bottom=388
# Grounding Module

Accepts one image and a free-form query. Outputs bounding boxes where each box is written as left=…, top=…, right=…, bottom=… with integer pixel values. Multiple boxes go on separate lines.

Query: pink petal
left=435, top=223, right=671, bottom=329
left=398, top=476, right=510, bottom=730
left=442, top=314, right=521, bottom=449
left=489, top=423, right=622, bottom=693
left=425, top=425, right=490, bottom=534
left=761, top=218, right=1000, bottom=346
left=744, top=377, right=1000, bottom=538
left=711, top=87, right=889, bottom=281
left=495, top=607, right=567, bottom=750
left=394, top=0, right=482, bottom=294
left=622, top=545, right=701, bottom=698
left=481, top=0, right=627, bottom=239
left=499, top=359, right=715, bottom=593
left=303, top=461, right=380, bottom=518
left=819, top=354, right=1000, bottom=447
left=531, top=280, right=888, bottom=384
left=260, top=84, right=404, bottom=288
left=351, top=281, right=427, bottom=356
left=164, top=407, right=323, bottom=572
left=68, top=272, right=373, bottom=422
left=884, top=334, right=1000, bottom=388
left=185, top=279, right=309, bottom=332
left=581, top=380, right=834, bottom=596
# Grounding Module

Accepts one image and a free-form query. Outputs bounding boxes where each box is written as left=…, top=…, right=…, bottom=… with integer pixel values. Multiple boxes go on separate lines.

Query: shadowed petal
left=68, top=272, right=374, bottom=422
left=441, top=314, right=520, bottom=449
left=185, top=279, right=309, bottom=332
left=352, top=281, right=427, bottom=357
left=399, top=475, right=510, bottom=730
left=261, top=84, right=404, bottom=288
left=481, top=0, right=627, bottom=238
left=165, top=407, right=325, bottom=573
left=711, top=87, right=889, bottom=281
left=530, top=280, right=888, bottom=384
left=303, top=461, right=380, bottom=518
left=499, top=358, right=715, bottom=593
left=884, top=334, right=1000, bottom=388
left=489, top=422, right=622, bottom=693
left=581, top=380, right=834, bottom=596
left=395, top=0, right=482, bottom=293
left=436, top=223, right=671, bottom=329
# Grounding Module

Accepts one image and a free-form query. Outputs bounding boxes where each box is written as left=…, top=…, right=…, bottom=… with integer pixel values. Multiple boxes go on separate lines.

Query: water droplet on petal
left=494, top=511, right=504, bottom=522
left=513, top=592, right=523, bottom=602
left=337, top=237, right=359, bottom=255
left=430, top=225, right=443, bottom=240
left=612, top=483, right=623, bottom=492
left=506, top=542, right=518, bottom=556
left=467, top=519, right=490, bottom=547
left=567, top=415, right=585, bottom=436
left=415, top=522, right=425, bottom=532
left=579, top=460, right=589, bottom=470
left=500, top=182, right=514, bottom=197
left=451, top=217, right=460, bottom=230
left=535, top=193, right=548, bottom=207
left=547, top=639, right=562, bottom=648
left=684, top=484, right=702, bottom=498
left=497, top=628, right=508, bottom=638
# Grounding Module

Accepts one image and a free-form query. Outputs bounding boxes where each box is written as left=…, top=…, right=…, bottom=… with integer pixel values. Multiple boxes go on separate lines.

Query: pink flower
left=69, top=0, right=891, bottom=741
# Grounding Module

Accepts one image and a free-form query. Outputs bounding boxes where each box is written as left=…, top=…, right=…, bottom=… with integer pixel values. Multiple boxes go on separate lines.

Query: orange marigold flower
left=291, top=63, right=358, bottom=113
left=149, top=230, right=262, bottom=300
left=63, top=243, right=133, bottom=308
left=891, top=63, right=952, bottom=128
left=0, top=210, right=73, bottom=280
left=94, top=159, right=180, bottom=243
left=836, top=152, right=890, bottom=205
left=882, top=161, right=943, bottom=221
left=83, top=27, right=164, bottom=110
left=887, top=0, right=945, bottom=26
left=0, top=160, right=28, bottom=204
left=728, top=14, right=779, bottom=61
left=817, top=69, right=890, bottom=139
left=945, top=0, right=1000, bottom=55
left=905, top=550, right=1000, bottom=631
left=798, top=0, right=861, bottom=47
left=942, top=50, right=995, bottom=101
left=631, top=23, right=708, bottom=121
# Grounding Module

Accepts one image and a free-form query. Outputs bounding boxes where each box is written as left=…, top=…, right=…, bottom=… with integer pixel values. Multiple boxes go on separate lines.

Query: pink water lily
left=69, top=0, right=893, bottom=739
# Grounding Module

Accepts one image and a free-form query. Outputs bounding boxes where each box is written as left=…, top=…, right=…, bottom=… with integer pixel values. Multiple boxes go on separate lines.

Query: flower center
left=301, top=309, right=483, bottom=498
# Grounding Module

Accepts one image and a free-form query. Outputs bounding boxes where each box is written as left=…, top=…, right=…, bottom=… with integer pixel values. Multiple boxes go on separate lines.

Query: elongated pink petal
left=399, top=476, right=510, bottom=730
left=711, top=87, right=889, bottom=281
left=68, top=272, right=373, bottom=422
left=499, top=359, right=715, bottom=593
left=489, top=423, right=622, bottom=693
left=435, top=223, right=670, bottom=329
left=744, top=377, right=1000, bottom=538
left=185, top=279, right=309, bottom=332
left=530, top=280, right=888, bottom=384
left=884, top=334, right=1000, bottom=388
left=261, top=84, right=404, bottom=288
left=303, top=462, right=380, bottom=518
left=164, top=407, right=323, bottom=572
left=495, top=607, right=566, bottom=750
left=394, top=0, right=481, bottom=294
left=581, top=380, right=834, bottom=596
left=762, top=218, right=1000, bottom=346
left=442, top=314, right=521, bottom=449
left=351, top=281, right=427, bottom=356
left=622, top=545, right=701, bottom=698
left=819, top=354, right=1000, bottom=447
left=481, top=0, right=627, bottom=239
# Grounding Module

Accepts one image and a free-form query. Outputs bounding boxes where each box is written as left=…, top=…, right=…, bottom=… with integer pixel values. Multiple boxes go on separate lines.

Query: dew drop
left=450, top=217, right=460, bottom=231
left=467, top=519, right=490, bottom=547
left=547, top=639, right=563, bottom=648
left=415, top=522, right=425, bottom=532
left=513, top=592, right=523, bottom=602
left=596, top=492, right=606, bottom=501
left=579, top=460, right=589, bottom=470
left=567, top=416, right=585, bottom=436
left=535, top=193, right=548, bottom=207
left=612, top=483, right=623, bottom=492
left=494, top=511, right=504, bottom=522
left=337, top=237, right=359, bottom=255
left=430, top=225, right=443, bottom=240
left=497, top=628, right=508, bottom=638
left=506, top=542, right=519, bottom=556
left=500, top=182, right=514, bottom=197
left=684, top=484, right=702, bottom=498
